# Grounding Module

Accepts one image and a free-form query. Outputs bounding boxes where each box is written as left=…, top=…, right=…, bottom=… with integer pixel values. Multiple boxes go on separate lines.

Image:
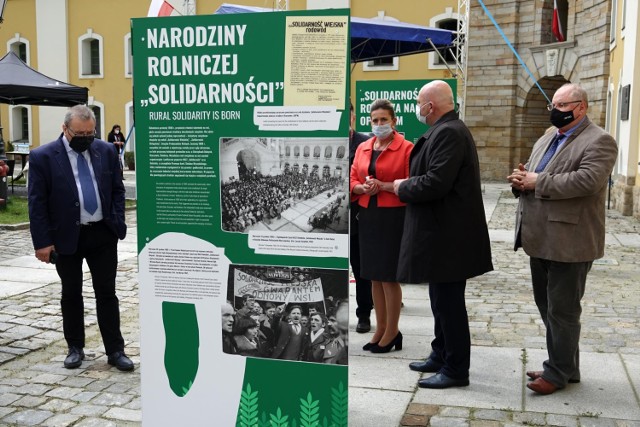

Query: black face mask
left=549, top=107, right=576, bottom=128
left=69, top=136, right=94, bottom=153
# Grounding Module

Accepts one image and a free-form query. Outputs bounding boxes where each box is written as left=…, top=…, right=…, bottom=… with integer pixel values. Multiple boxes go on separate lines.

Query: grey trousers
left=530, top=257, right=592, bottom=387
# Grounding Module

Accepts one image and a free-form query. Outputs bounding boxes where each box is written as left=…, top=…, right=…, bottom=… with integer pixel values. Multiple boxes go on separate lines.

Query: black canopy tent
left=0, top=51, right=88, bottom=107
left=0, top=51, right=88, bottom=160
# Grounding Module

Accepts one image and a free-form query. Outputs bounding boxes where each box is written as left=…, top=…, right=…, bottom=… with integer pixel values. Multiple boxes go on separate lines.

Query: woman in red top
left=350, top=99, right=413, bottom=353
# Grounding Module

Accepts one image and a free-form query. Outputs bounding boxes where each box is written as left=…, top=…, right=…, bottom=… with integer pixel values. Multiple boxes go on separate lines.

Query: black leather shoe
left=356, top=318, right=371, bottom=333
left=409, top=358, right=443, bottom=373
left=64, top=346, right=85, bottom=369
left=107, top=351, right=134, bottom=372
left=418, top=373, right=469, bottom=389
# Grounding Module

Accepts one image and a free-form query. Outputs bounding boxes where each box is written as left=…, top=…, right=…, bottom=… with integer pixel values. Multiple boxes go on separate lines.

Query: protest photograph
left=221, top=264, right=349, bottom=365
left=219, top=137, right=349, bottom=234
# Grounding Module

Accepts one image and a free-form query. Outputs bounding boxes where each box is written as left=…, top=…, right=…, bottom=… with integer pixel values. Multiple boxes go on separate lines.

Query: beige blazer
left=514, top=117, right=618, bottom=262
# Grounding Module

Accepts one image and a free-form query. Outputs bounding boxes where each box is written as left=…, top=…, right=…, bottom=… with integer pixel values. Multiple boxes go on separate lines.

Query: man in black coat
left=393, top=80, right=493, bottom=389
left=349, top=103, right=373, bottom=333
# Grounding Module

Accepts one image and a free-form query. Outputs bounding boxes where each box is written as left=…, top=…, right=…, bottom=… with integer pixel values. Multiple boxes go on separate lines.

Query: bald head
left=416, top=80, right=455, bottom=125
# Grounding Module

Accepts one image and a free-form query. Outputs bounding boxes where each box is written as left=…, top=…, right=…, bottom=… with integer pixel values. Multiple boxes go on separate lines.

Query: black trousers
left=350, top=230, right=372, bottom=319
left=55, top=221, right=124, bottom=355
left=530, top=257, right=591, bottom=387
left=428, top=280, right=470, bottom=379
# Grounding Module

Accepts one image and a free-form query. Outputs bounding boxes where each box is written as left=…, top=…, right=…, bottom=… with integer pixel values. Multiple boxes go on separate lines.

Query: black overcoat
left=397, top=111, right=493, bottom=284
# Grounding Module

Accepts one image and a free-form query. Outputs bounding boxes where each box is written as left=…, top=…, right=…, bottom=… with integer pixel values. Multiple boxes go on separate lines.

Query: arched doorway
left=513, top=76, right=568, bottom=166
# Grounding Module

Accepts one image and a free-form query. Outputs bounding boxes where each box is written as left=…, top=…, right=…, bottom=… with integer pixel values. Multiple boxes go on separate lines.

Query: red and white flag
left=552, top=0, right=565, bottom=42
left=147, top=0, right=175, bottom=17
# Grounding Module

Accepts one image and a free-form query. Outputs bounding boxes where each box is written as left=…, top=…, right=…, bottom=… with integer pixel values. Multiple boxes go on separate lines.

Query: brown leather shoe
left=527, top=377, right=559, bottom=395
left=526, top=370, right=580, bottom=384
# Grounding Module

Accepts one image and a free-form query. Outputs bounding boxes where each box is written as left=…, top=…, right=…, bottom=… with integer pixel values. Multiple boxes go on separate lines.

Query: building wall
left=3, top=0, right=629, bottom=217
left=608, top=0, right=640, bottom=217
left=465, top=0, right=613, bottom=181
left=349, top=0, right=457, bottom=116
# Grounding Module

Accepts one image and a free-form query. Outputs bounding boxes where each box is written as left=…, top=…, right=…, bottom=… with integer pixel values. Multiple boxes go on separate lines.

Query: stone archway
left=236, top=149, right=261, bottom=181
left=512, top=76, right=568, bottom=166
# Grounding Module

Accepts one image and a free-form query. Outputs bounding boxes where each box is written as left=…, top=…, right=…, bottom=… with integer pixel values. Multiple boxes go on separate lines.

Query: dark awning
left=0, top=51, right=88, bottom=107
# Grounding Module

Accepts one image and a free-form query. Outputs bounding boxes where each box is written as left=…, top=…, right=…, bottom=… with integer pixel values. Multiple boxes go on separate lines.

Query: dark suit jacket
left=514, top=117, right=617, bottom=262
left=271, top=316, right=305, bottom=360
left=301, top=330, right=330, bottom=363
left=28, top=136, right=126, bottom=254
left=397, top=111, right=493, bottom=284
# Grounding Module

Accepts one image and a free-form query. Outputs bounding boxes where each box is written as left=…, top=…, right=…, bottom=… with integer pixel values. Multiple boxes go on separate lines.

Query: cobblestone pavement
left=1, top=184, right=639, bottom=426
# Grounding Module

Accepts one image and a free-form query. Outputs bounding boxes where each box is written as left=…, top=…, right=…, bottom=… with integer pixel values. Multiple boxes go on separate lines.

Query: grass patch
left=0, top=196, right=29, bottom=224
left=0, top=196, right=136, bottom=224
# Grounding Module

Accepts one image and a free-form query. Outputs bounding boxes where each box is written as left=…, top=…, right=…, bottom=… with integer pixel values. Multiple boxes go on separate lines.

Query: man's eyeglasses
left=546, top=100, right=581, bottom=111
left=67, top=128, right=96, bottom=138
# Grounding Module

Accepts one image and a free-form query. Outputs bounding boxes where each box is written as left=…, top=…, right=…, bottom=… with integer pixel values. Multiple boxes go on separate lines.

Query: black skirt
left=358, top=204, right=405, bottom=282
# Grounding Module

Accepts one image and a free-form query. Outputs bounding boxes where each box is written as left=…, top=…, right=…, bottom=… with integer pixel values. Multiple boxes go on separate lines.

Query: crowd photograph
left=221, top=264, right=349, bottom=365
left=219, top=137, right=349, bottom=234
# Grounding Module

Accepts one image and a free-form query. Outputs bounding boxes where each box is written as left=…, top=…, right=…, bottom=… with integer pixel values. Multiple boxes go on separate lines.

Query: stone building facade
left=464, top=0, right=612, bottom=181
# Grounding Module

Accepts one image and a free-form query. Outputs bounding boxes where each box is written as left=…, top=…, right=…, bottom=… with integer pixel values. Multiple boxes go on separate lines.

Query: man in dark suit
left=28, top=105, right=133, bottom=371
left=349, top=103, right=373, bottom=333
left=393, top=80, right=493, bottom=389
left=271, top=304, right=305, bottom=360
left=508, top=83, right=617, bottom=395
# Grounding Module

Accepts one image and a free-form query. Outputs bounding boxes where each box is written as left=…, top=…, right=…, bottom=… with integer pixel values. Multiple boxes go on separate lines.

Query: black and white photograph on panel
left=221, top=264, right=349, bottom=365
left=219, top=137, right=349, bottom=234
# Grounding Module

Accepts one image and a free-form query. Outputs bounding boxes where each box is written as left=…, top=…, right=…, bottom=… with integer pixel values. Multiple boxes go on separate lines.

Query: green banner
left=132, top=9, right=349, bottom=426
left=355, top=79, right=457, bottom=143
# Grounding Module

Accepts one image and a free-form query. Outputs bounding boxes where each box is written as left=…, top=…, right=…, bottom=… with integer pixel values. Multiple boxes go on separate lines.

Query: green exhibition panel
left=355, top=79, right=457, bottom=143
left=131, top=9, right=350, bottom=426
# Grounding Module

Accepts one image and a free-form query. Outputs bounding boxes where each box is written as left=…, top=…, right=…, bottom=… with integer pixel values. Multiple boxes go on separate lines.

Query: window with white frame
left=429, top=8, right=460, bottom=70
left=605, top=82, right=613, bottom=133
left=87, top=99, right=105, bottom=139
left=126, top=101, right=136, bottom=152
left=363, top=12, right=400, bottom=72
left=7, top=34, right=30, bottom=64
left=79, top=30, right=104, bottom=78
left=10, top=106, right=31, bottom=143
left=124, top=33, right=133, bottom=77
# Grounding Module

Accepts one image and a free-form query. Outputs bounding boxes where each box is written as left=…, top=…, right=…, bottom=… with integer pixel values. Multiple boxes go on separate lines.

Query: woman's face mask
left=372, top=123, right=393, bottom=139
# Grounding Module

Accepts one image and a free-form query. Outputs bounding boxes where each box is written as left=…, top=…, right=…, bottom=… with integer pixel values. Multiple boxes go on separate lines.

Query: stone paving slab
left=525, top=349, right=640, bottom=420
left=1, top=266, right=62, bottom=286
left=412, top=346, right=523, bottom=411
left=349, top=355, right=422, bottom=392
left=349, top=388, right=413, bottom=427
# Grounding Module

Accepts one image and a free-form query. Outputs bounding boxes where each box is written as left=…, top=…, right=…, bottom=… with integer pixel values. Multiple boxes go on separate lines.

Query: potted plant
left=124, top=151, right=135, bottom=171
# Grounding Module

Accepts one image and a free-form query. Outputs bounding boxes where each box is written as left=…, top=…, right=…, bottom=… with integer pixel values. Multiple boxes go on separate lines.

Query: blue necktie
left=535, top=133, right=563, bottom=173
left=77, top=153, right=98, bottom=215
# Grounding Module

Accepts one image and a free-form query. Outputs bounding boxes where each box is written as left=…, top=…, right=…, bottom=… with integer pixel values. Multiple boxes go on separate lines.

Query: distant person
left=323, top=301, right=348, bottom=364
left=221, top=302, right=237, bottom=354
left=394, top=81, right=493, bottom=389
left=107, top=124, right=125, bottom=177
left=302, top=313, right=330, bottom=363
left=508, top=83, right=617, bottom=395
left=348, top=102, right=373, bottom=334
left=350, top=99, right=413, bottom=354
left=233, top=317, right=261, bottom=357
left=236, top=294, right=255, bottom=318
left=28, top=105, right=133, bottom=371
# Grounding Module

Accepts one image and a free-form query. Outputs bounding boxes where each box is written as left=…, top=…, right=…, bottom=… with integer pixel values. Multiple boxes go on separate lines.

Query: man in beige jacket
left=508, top=83, right=617, bottom=395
